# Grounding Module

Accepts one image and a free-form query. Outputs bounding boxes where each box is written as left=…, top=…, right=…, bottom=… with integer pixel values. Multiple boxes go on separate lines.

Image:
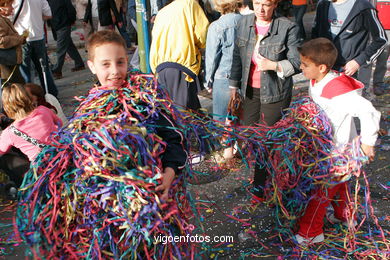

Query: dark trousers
left=243, top=86, right=291, bottom=196
left=52, top=26, right=84, bottom=73
left=292, top=5, right=307, bottom=40
left=116, top=13, right=132, bottom=48
left=20, top=39, right=58, bottom=97
left=0, top=148, right=30, bottom=187
left=157, top=67, right=201, bottom=110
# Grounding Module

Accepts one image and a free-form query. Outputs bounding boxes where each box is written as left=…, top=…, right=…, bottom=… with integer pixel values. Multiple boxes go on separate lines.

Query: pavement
left=0, top=11, right=389, bottom=259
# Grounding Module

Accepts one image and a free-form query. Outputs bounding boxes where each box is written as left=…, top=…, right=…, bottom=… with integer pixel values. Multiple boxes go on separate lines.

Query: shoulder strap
left=13, top=0, right=25, bottom=25
left=10, top=125, right=47, bottom=149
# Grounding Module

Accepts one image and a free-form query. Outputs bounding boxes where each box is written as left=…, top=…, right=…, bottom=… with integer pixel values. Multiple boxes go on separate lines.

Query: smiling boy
left=86, top=30, right=187, bottom=200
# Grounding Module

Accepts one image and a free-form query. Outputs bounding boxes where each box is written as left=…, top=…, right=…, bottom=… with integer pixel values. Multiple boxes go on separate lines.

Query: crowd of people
left=0, top=0, right=388, bottom=253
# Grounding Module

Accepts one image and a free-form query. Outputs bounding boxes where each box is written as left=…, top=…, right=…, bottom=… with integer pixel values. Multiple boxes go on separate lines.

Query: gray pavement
left=0, top=11, right=389, bottom=259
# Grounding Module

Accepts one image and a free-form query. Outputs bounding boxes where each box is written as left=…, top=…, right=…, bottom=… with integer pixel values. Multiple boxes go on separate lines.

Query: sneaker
left=326, top=212, right=357, bottom=227
left=189, top=154, right=204, bottom=165
left=4, top=181, right=17, bottom=200
left=295, top=233, right=324, bottom=245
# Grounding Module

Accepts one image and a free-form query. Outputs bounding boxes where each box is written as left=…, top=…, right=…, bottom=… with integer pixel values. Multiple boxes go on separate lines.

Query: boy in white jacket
left=295, top=38, right=381, bottom=245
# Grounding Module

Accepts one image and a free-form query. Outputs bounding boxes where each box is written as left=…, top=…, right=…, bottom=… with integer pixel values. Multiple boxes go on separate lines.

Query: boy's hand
left=344, top=59, right=360, bottom=76
left=156, top=167, right=175, bottom=201
left=361, top=143, right=375, bottom=162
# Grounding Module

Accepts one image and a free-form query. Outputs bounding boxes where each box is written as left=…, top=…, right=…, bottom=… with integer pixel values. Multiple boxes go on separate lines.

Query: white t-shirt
left=328, top=0, right=356, bottom=38
left=91, top=0, right=99, bottom=18
left=12, top=0, right=52, bottom=42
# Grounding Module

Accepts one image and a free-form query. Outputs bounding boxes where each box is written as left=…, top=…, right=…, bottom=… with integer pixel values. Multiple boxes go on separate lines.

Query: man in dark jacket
left=48, top=0, right=85, bottom=79
left=84, top=0, right=123, bottom=31
left=312, top=0, right=387, bottom=78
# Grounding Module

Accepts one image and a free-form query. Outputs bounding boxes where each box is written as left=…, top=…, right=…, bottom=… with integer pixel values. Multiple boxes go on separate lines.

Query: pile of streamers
left=16, top=75, right=194, bottom=259
left=13, top=72, right=388, bottom=259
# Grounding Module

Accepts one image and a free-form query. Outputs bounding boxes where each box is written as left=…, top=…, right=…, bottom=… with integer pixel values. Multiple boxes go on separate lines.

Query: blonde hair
left=213, top=0, right=241, bottom=14
left=2, top=83, right=35, bottom=120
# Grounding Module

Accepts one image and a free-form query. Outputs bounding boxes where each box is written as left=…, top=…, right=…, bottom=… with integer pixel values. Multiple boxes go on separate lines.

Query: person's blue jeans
left=20, top=39, right=58, bottom=97
left=117, top=13, right=132, bottom=48
left=292, top=5, right=307, bottom=40
left=212, top=78, right=231, bottom=122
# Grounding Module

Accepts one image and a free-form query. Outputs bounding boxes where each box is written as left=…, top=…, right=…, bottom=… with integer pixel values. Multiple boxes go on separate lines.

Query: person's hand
left=118, top=22, right=123, bottom=28
left=256, top=55, right=277, bottom=71
left=156, top=167, right=175, bottom=201
left=343, top=59, right=360, bottom=76
left=361, top=143, right=375, bottom=162
left=150, top=15, right=156, bottom=24
left=230, top=87, right=237, bottom=98
left=204, top=82, right=212, bottom=94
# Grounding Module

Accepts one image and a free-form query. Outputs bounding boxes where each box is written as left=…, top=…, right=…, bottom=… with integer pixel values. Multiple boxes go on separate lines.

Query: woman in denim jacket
left=229, top=0, right=301, bottom=201
left=205, top=0, right=242, bottom=123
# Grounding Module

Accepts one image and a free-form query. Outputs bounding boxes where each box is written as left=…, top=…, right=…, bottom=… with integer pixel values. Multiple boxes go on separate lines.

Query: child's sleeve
left=154, top=112, right=187, bottom=174
left=0, top=129, right=13, bottom=156
left=335, top=93, right=381, bottom=146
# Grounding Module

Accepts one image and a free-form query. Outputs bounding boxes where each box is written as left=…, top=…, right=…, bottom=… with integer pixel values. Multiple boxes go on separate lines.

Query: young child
left=295, top=38, right=381, bottom=245
left=86, top=30, right=187, bottom=200
left=24, top=83, right=68, bottom=125
left=0, top=83, right=61, bottom=186
left=15, top=30, right=188, bottom=257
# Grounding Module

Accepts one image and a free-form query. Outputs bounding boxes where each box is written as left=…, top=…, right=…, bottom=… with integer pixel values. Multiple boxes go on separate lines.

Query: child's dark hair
left=298, top=38, right=338, bottom=70
left=24, top=83, right=57, bottom=113
left=87, top=30, right=127, bottom=60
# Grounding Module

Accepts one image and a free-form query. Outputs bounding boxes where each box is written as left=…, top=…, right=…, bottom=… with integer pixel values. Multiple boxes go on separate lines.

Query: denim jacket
left=205, top=13, right=242, bottom=86
left=229, top=13, right=301, bottom=104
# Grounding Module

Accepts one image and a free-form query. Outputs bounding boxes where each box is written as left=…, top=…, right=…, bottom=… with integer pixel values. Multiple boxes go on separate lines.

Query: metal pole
left=135, top=0, right=151, bottom=73
left=39, top=58, right=49, bottom=94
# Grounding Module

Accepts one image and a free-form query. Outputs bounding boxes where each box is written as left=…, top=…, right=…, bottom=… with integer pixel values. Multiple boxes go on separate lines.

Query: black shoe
left=52, top=71, right=63, bottom=80
left=373, top=83, right=388, bottom=96
left=71, top=65, right=85, bottom=72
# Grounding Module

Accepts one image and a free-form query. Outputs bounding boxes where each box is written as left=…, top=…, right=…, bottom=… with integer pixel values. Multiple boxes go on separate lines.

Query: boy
left=295, top=38, right=381, bottom=245
left=86, top=30, right=187, bottom=200
left=16, top=30, right=189, bottom=258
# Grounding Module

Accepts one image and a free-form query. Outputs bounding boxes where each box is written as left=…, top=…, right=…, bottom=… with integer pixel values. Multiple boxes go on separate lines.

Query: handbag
left=227, top=91, right=243, bottom=122
left=0, top=47, right=17, bottom=66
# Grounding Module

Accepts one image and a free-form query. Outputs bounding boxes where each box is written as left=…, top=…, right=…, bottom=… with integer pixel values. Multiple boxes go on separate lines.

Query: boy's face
left=300, top=55, right=325, bottom=82
left=87, top=43, right=128, bottom=88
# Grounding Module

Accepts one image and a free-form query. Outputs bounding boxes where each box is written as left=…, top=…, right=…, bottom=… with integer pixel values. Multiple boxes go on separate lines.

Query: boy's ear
left=319, top=64, right=328, bottom=74
left=87, top=60, right=96, bottom=74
